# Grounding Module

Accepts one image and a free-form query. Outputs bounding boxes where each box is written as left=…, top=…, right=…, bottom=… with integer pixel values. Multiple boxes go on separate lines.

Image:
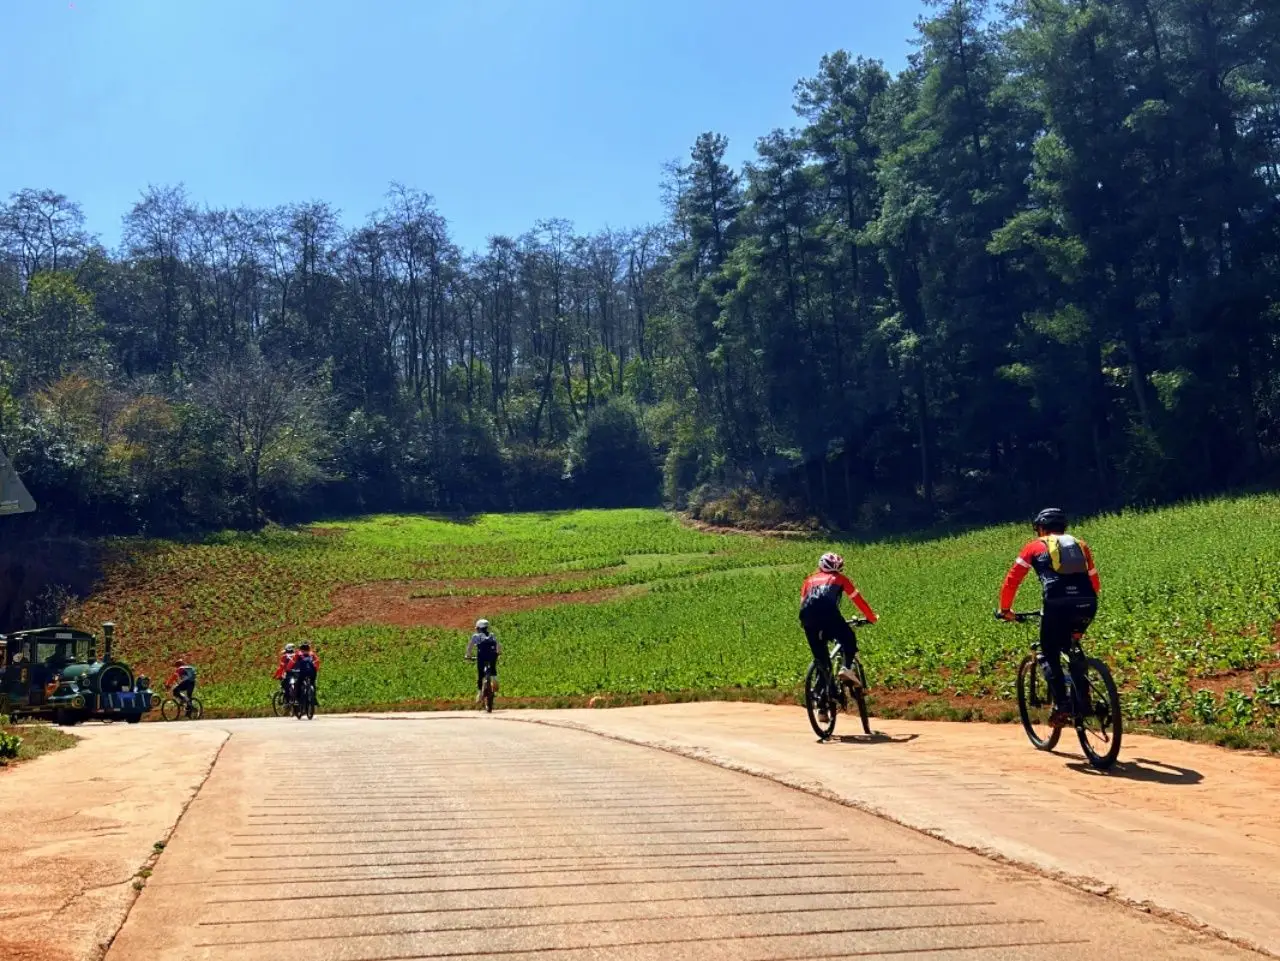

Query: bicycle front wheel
left=1016, top=655, right=1061, bottom=751
left=159, top=698, right=180, bottom=722
left=1076, top=658, right=1122, bottom=770
left=804, top=662, right=836, bottom=741
left=850, top=659, right=871, bottom=735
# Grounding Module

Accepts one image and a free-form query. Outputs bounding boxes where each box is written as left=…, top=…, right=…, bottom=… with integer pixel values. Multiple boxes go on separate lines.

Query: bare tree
left=200, top=349, right=326, bottom=525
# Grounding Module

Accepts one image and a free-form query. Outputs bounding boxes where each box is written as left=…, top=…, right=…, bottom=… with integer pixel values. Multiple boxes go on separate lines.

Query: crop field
left=68, top=497, right=1280, bottom=731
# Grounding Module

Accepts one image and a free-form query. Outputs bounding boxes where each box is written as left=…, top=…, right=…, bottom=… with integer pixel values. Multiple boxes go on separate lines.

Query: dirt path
left=0, top=723, right=229, bottom=961
left=504, top=703, right=1280, bottom=956
left=106, top=714, right=1256, bottom=961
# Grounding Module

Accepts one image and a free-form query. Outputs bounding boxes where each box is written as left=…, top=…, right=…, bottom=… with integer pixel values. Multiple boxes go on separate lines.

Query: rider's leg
left=1064, top=601, right=1098, bottom=711
left=830, top=619, right=860, bottom=684
left=1038, top=608, right=1072, bottom=718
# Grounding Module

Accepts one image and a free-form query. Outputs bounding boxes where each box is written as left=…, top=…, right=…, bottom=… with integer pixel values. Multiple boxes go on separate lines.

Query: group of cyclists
left=163, top=505, right=1093, bottom=730
left=802, top=506, right=1099, bottom=729
left=162, top=621, right=504, bottom=712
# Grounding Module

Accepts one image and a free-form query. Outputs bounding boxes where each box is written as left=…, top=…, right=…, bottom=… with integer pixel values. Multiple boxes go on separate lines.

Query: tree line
left=2, top=0, right=1277, bottom=538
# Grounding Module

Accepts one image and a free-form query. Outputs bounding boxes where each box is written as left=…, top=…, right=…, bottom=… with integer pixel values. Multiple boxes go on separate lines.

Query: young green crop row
left=77, top=497, right=1280, bottom=729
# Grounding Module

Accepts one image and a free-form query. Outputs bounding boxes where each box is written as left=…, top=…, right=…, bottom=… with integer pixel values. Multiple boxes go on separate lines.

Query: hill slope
left=69, top=498, right=1280, bottom=730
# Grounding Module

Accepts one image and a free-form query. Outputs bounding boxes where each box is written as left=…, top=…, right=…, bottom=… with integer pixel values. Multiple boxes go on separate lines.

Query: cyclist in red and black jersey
left=800, top=552, right=878, bottom=722
left=999, top=507, right=1101, bottom=727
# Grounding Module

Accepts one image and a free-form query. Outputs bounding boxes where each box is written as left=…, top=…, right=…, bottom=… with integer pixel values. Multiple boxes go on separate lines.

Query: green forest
left=2, top=0, right=1278, bottom=538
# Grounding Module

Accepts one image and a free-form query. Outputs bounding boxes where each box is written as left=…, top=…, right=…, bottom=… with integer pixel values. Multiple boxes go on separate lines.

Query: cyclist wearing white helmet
left=273, top=643, right=296, bottom=697
left=800, top=552, right=878, bottom=724
left=465, top=619, right=501, bottom=701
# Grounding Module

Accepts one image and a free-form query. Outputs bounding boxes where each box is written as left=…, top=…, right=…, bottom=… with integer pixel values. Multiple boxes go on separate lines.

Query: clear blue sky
left=1, top=0, right=926, bottom=253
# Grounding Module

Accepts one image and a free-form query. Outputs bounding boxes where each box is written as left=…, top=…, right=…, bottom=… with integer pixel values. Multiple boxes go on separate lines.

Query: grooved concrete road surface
left=105, top=716, right=1258, bottom=961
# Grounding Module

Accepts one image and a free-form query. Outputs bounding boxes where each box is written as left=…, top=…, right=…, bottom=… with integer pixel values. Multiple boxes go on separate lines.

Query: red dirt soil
left=316, top=580, right=636, bottom=630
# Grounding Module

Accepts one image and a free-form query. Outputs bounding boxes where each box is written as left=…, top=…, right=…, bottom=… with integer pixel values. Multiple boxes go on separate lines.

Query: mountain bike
left=999, top=611, right=1122, bottom=770
left=292, top=675, right=317, bottom=720
left=465, top=655, right=496, bottom=713
left=160, top=691, right=204, bottom=721
left=271, top=674, right=297, bottom=716
left=804, top=618, right=872, bottom=740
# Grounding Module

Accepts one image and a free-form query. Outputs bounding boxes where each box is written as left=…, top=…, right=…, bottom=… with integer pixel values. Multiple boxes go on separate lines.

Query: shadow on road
left=1066, top=755, right=1203, bottom=785
left=830, top=732, right=920, bottom=746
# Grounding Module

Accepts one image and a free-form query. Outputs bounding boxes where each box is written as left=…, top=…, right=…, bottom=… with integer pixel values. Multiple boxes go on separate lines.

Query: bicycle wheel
left=804, top=662, right=837, bottom=740
left=1076, top=658, right=1122, bottom=770
left=159, top=698, right=180, bottom=722
left=483, top=678, right=495, bottom=713
left=271, top=691, right=286, bottom=717
left=850, top=658, right=871, bottom=735
left=305, top=684, right=316, bottom=720
left=185, top=697, right=204, bottom=721
left=1016, top=655, right=1061, bottom=751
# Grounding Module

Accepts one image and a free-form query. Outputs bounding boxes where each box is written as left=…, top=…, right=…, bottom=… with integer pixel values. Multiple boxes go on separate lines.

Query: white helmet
left=284, top=643, right=295, bottom=654
left=819, top=552, right=845, bottom=574
left=475, top=619, right=490, bottom=632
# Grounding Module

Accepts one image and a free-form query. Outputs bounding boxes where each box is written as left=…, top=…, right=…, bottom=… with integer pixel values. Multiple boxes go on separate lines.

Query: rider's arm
left=837, top=573, right=877, bottom=622
left=165, top=671, right=178, bottom=687
left=999, top=542, right=1038, bottom=611
left=1083, top=541, right=1100, bottom=593
left=465, top=634, right=477, bottom=657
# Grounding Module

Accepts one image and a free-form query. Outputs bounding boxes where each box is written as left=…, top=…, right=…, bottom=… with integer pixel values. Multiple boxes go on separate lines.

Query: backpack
left=1040, top=535, right=1088, bottom=575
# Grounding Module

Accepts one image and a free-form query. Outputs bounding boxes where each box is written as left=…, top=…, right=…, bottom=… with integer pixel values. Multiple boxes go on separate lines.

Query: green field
left=72, top=498, right=1280, bottom=732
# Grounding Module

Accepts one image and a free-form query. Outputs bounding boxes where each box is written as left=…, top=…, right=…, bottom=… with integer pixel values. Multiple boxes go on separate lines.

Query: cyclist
left=285, top=642, right=321, bottom=703
left=273, top=643, right=296, bottom=701
left=166, top=658, right=197, bottom=714
left=999, top=507, right=1101, bottom=728
left=466, top=619, right=501, bottom=701
left=800, top=552, right=878, bottom=725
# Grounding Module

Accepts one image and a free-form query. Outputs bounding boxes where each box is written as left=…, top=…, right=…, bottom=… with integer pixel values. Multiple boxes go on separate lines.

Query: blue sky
left=1, top=0, right=926, bottom=253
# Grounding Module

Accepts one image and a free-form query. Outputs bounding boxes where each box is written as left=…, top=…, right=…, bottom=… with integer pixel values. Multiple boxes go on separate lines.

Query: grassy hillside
left=68, top=498, right=1280, bottom=731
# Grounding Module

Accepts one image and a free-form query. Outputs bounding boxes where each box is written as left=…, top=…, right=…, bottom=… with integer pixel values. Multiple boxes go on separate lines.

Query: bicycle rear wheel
left=1076, top=658, right=1122, bottom=770
left=804, top=662, right=836, bottom=741
left=271, top=691, right=286, bottom=717
left=1016, top=655, right=1061, bottom=751
left=483, top=678, right=495, bottom=713
left=185, top=697, right=204, bottom=721
left=304, top=684, right=316, bottom=720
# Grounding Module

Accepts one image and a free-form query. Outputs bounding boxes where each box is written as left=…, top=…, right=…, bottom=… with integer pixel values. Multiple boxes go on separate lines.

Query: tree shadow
left=828, top=731, right=920, bottom=746
left=1065, top=755, right=1203, bottom=785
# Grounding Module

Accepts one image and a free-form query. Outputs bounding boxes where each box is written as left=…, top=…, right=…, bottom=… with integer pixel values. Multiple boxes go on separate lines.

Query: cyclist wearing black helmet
left=999, top=508, right=1100, bottom=727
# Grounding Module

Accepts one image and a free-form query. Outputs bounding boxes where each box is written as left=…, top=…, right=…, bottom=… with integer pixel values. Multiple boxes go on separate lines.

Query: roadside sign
left=0, top=447, right=36, bottom=515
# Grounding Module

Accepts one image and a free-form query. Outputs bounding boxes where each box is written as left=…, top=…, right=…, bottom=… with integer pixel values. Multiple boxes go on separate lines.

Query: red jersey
left=799, top=570, right=876, bottom=622
left=1000, top=535, right=1100, bottom=610
left=283, top=651, right=321, bottom=674
left=273, top=653, right=293, bottom=680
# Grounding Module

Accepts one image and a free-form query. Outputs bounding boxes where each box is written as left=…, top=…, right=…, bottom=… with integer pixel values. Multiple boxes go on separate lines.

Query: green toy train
left=0, top=622, right=154, bottom=725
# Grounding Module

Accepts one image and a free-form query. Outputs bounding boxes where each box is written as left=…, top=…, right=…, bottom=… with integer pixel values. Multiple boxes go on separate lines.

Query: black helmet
left=1033, top=507, right=1067, bottom=532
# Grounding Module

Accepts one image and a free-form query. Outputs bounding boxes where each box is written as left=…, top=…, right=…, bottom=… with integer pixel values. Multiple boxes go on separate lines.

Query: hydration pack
left=1040, top=534, right=1088, bottom=575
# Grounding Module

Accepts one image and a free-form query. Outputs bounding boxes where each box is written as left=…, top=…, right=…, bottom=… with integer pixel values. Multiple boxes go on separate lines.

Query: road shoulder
left=0, top=722, right=229, bottom=961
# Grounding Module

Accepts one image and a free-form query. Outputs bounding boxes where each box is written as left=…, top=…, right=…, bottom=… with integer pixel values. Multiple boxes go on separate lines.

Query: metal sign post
left=0, top=447, right=36, bottom=516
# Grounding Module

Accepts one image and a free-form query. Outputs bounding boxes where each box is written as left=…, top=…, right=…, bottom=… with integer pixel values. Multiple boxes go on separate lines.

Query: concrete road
left=106, top=715, right=1257, bottom=961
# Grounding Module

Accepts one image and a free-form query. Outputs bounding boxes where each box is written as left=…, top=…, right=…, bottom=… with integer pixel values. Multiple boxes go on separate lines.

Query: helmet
left=284, top=643, right=295, bottom=654
left=818, top=552, right=844, bottom=574
left=174, top=659, right=185, bottom=667
left=300, top=642, right=311, bottom=652
left=1033, top=507, right=1068, bottom=533
left=475, top=619, right=490, bottom=632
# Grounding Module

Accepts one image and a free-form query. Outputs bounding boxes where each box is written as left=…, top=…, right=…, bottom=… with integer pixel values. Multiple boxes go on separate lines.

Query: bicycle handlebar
left=994, top=610, right=1042, bottom=623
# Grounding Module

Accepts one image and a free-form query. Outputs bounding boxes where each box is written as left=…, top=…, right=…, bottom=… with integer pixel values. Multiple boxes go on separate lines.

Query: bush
left=0, top=730, right=22, bottom=760
left=687, top=485, right=819, bottom=531
left=565, top=400, right=660, bottom=508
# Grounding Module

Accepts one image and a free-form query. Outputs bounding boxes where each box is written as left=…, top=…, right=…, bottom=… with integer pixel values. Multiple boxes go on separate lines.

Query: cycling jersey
left=273, top=654, right=294, bottom=680
left=283, top=652, right=321, bottom=676
left=799, top=571, right=876, bottom=623
left=1000, top=535, right=1100, bottom=610
left=166, top=665, right=196, bottom=687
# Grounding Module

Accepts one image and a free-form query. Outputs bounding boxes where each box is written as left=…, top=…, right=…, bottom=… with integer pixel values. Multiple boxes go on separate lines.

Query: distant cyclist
left=285, top=642, right=321, bottom=701
left=800, top=553, right=878, bottom=724
left=999, top=507, right=1100, bottom=728
left=166, top=657, right=197, bottom=713
left=466, top=619, right=501, bottom=701
left=273, top=643, right=296, bottom=699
